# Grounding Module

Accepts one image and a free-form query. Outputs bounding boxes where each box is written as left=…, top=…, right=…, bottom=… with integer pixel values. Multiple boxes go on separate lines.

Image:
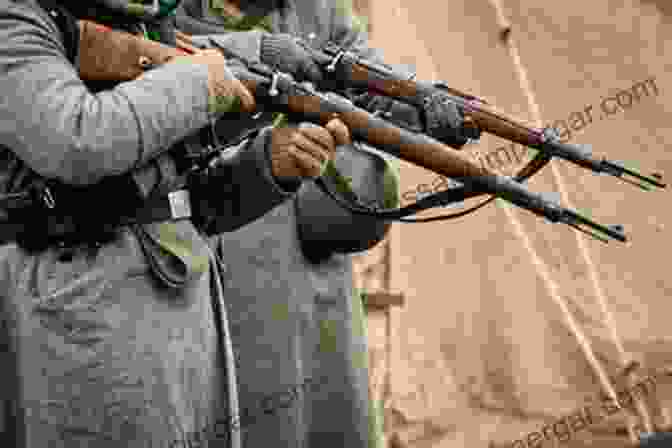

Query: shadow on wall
left=640, top=0, right=672, bottom=17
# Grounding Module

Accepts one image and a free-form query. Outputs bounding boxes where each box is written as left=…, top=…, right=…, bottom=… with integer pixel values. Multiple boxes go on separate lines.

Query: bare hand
left=270, top=118, right=350, bottom=180
left=167, top=49, right=256, bottom=113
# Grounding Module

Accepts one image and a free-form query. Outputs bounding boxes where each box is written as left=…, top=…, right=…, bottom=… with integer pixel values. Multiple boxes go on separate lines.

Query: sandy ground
left=358, top=1, right=672, bottom=446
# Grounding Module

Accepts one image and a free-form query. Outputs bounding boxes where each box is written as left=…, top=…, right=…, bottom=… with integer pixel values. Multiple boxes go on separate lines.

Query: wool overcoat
left=0, top=0, right=300, bottom=446
left=177, top=1, right=400, bottom=446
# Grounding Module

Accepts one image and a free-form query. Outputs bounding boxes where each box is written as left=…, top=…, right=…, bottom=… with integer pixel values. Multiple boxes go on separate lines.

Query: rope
left=486, top=0, right=656, bottom=442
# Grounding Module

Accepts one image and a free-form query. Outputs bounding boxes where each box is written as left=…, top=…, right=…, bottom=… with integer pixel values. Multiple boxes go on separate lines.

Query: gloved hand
left=352, top=90, right=481, bottom=149
left=260, top=33, right=323, bottom=82
left=269, top=119, right=350, bottom=182
left=167, top=49, right=256, bottom=113
left=423, top=87, right=481, bottom=148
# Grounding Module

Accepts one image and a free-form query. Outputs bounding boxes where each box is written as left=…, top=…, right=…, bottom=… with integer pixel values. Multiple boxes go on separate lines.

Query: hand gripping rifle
left=72, top=21, right=629, bottom=243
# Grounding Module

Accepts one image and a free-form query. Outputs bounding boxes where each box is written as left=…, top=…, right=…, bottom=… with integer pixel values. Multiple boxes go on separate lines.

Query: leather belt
left=0, top=187, right=193, bottom=250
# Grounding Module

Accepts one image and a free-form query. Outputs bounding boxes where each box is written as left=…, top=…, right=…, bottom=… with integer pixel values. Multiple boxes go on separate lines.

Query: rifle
left=76, top=20, right=629, bottom=243
left=294, top=41, right=665, bottom=192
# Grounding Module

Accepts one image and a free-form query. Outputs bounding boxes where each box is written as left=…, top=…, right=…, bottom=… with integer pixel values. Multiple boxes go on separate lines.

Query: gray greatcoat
left=0, top=0, right=303, bottom=446
left=176, top=1, right=400, bottom=447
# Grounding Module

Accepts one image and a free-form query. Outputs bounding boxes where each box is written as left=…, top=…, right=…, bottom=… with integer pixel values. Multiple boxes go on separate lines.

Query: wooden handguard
left=77, top=20, right=184, bottom=81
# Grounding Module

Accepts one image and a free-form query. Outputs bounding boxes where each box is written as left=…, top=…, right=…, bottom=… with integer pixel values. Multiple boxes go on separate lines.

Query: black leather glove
left=422, top=87, right=480, bottom=148
left=352, top=87, right=481, bottom=149
left=260, top=33, right=323, bottom=82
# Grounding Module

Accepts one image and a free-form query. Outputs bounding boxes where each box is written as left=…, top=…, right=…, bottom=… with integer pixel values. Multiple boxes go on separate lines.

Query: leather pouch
left=295, top=143, right=399, bottom=263
left=130, top=153, right=210, bottom=289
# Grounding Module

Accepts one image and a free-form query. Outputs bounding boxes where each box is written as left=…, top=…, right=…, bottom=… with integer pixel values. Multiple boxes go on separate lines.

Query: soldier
left=176, top=1, right=477, bottom=447
left=0, top=0, right=347, bottom=446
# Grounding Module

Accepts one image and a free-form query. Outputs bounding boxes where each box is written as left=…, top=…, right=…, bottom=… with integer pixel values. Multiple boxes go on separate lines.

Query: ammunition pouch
left=295, top=143, right=394, bottom=264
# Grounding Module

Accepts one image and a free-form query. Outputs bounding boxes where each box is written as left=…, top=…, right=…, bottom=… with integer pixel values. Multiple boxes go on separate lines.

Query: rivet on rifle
left=138, top=56, right=152, bottom=68
left=499, top=26, right=512, bottom=42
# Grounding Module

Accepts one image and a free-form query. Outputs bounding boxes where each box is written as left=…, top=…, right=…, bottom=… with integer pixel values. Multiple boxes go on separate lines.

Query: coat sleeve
left=188, top=125, right=300, bottom=235
left=160, top=27, right=298, bottom=233
left=0, top=0, right=216, bottom=186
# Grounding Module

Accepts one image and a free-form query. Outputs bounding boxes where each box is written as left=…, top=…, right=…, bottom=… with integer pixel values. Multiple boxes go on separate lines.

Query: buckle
left=168, top=189, right=192, bottom=219
left=207, top=117, right=221, bottom=150
left=29, top=182, right=56, bottom=210
left=41, top=186, right=55, bottom=209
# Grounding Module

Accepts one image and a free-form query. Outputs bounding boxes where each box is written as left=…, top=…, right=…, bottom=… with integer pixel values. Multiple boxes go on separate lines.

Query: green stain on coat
left=318, top=319, right=338, bottom=354
left=270, top=302, right=291, bottom=322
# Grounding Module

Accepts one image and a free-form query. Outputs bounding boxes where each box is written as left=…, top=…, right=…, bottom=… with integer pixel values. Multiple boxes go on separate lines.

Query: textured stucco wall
left=362, top=1, right=672, bottom=446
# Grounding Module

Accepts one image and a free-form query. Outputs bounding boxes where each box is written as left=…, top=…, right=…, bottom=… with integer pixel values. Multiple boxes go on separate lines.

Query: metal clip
left=269, top=72, right=280, bottom=97
left=168, top=189, right=192, bottom=219
left=326, top=50, right=346, bottom=72
left=207, top=117, right=221, bottom=151
left=42, top=186, right=55, bottom=209
left=138, top=22, right=149, bottom=39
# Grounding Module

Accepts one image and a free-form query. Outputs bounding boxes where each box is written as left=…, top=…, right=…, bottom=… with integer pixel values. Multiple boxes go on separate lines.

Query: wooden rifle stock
left=77, top=19, right=185, bottom=81
left=240, top=77, right=495, bottom=181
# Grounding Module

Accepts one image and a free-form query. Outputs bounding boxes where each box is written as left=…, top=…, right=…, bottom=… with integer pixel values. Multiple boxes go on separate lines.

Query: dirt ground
left=359, top=1, right=672, bottom=447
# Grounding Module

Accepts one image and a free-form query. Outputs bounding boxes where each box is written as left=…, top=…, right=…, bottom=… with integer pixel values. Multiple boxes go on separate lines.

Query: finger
left=218, top=63, right=255, bottom=112
left=231, top=79, right=256, bottom=112
left=325, top=118, right=351, bottom=147
left=175, top=31, right=194, bottom=45
left=176, top=39, right=200, bottom=55
left=297, top=122, right=334, bottom=151
left=292, top=131, right=332, bottom=164
left=288, top=145, right=323, bottom=178
left=200, top=48, right=226, bottom=59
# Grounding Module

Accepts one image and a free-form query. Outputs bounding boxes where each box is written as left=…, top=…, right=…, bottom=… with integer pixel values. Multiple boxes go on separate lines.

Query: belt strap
left=133, top=188, right=192, bottom=223
left=0, top=188, right=193, bottom=247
